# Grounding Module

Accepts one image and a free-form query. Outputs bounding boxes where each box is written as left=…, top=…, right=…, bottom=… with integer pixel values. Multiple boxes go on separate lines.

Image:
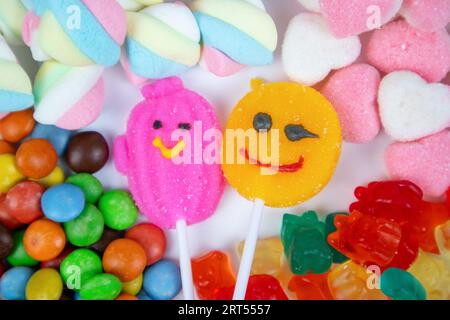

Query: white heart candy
left=282, top=13, right=361, bottom=86
left=378, top=71, right=450, bottom=142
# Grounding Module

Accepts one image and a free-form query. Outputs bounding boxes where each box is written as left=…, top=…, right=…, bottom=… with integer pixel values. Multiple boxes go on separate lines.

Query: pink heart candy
left=321, top=63, right=381, bottom=143
left=385, top=130, right=450, bottom=198
left=320, top=0, right=402, bottom=38
left=401, top=0, right=450, bottom=32
left=367, top=19, right=450, bottom=83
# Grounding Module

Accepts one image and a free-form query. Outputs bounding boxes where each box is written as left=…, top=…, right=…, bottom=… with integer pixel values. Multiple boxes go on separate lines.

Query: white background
left=13, top=0, right=449, bottom=291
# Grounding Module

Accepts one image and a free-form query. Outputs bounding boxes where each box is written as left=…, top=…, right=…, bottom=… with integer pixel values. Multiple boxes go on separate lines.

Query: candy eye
left=253, top=113, right=272, bottom=132
left=284, top=124, right=318, bottom=141
left=178, top=123, right=191, bottom=130
left=153, top=120, right=162, bottom=129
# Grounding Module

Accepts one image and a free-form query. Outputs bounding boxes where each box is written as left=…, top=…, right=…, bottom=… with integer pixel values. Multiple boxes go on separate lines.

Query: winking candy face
left=222, top=80, right=342, bottom=207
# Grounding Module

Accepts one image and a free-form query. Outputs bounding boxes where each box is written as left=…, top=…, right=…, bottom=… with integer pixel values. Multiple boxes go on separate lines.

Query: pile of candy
left=0, top=0, right=448, bottom=301
left=191, top=180, right=450, bottom=300
left=0, top=112, right=182, bottom=300
left=286, top=0, right=450, bottom=199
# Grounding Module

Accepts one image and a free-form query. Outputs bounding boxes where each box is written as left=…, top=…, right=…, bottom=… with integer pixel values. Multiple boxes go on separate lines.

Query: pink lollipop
left=114, top=77, right=224, bottom=298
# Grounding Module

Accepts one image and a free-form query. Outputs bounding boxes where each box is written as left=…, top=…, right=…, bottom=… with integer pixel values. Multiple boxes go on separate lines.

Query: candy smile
left=152, top=137, right=185, bottom=159
left=242, top=149, right=304, bottom=173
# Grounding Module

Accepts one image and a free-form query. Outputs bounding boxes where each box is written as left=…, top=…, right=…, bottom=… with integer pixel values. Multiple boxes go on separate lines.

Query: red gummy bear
left=212, top=275, right=288, bottom=300
left=348, top=180, right=448, bottom=261
left=328, top=211, right=402, bottom=267
left=288, top=273, right=333, bottom=300
left=350, top=180, right=424, bottom=227
left=192, top=251, right=236, bottom=300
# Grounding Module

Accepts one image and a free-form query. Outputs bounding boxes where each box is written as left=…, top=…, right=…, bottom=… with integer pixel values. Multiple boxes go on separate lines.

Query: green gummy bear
left=324, top=212, right=349, bottom=263
left=281, top=211, right=332, bottom=275
left=380, top=268, right=426, bottom=300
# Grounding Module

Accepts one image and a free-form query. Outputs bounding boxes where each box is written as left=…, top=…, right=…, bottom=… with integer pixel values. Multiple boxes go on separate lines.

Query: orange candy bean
left=15, top=139, right=57, bottom=179
left=24, top=219, right=66, bottom=261
left=102, top=239, right=146, bottom=282
left=0, top=140, right=14, bottom=155
left=0, top=110, right=35, bottom=143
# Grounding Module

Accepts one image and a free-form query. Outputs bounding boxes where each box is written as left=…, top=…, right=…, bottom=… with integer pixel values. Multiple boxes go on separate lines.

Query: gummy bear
left=408, top=250, right=450, bottom=300
left=416, top=202, right=449, bottom=253
left=212, top=275, right=288, bottom=300
left=380, top=268, right=426, bottom=300
left=281, top=212, right=332, bottom=275
left=350, top=180, right=424, bottom=226
left=328, top=211, right=402, bottom=267
left=324, top=213, right=349, bottom=263
left=237, top=237, right=283, bottom=277
left=288, top=273, right=333, bottom=300
left=192, top=251, right=236, bottom=300
left=347, top=180, right=430, bottom=268
left=328, top=261, right=387, bottom=300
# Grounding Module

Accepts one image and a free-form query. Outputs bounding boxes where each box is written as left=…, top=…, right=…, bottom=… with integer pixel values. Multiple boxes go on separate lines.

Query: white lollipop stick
left=176, top=219, right=195, bottom=300
left=232, top=199, right=265, bottom=300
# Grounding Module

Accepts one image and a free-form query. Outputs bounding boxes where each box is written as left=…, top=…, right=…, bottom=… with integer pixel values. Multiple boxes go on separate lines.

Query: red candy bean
left=125, top=223, right=166, bottom=266
left=5, top=181, right=44, bottom=224
left=0, top=193, right=22, bottom=230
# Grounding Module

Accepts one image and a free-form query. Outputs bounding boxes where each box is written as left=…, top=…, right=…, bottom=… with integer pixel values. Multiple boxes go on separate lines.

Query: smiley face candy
left=114, top=77, right=224, bottom=229
left=222, top=80, right=342, bottom=208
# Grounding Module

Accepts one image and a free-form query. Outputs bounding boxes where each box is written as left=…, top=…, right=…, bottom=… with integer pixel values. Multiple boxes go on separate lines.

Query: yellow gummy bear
left=32, top=166, right=65, bottom=187
left=237, top=237, right=284, bottom=276
left=408, top=250, right=450, bottom=300
left=0, top=153, right=24, bottom=193
left=328, top=261, right=387, bottom=300
left=222, top=80, right=342, bottom=207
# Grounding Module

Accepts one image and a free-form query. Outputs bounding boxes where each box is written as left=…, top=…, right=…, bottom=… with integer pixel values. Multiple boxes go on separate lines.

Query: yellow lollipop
left=222, top=79, right=341, bottom=207
left=223, top=79, right=341, bottom=299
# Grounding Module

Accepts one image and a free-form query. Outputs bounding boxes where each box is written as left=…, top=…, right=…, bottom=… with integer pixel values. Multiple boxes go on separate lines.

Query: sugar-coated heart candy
left=322, top=64, right=381, bottom=143
left=367, top=19, right=450, bottom=83
left=378, top=71, right=450, bottom=142
left=320, top=0, right=403, bottom=38
left=400, top=0, right=450, bottom=32
left=385, top=130, right=450, bottom=197
left=282, top=13, right=361, bottom=86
